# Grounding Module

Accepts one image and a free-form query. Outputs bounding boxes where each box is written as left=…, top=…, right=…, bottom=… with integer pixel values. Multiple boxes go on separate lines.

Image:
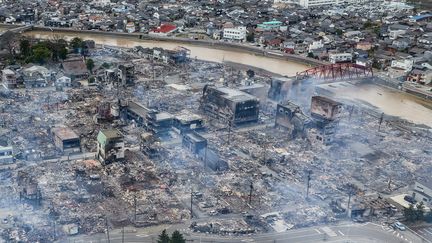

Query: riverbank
left=0, top=23, right=324, bottom=70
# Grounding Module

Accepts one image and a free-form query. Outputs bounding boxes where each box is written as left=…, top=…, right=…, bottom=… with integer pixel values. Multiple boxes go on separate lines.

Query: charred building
left=275, top=101, right=311, bottom=139
left=201, top=85, right=259, bottom=125
left=51, top=127, right=81, bottom=153
left=182, top=132, right=207, bottom=154
left=97, top=129, right=125, bottom=164
left=118, top=63, right=135, bottom=86
left=310, top=96, right=343, bottom=121
left=173, top=110, right=205, bottom=134
left=308, top=96, right=342, bottom=145
left=140, top=132, right=163, bottom=159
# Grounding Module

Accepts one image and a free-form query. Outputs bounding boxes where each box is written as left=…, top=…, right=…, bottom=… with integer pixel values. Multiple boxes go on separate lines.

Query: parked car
left=404, top=195, right=416, bottom=204
left=393, top=221, right=406, bottom=231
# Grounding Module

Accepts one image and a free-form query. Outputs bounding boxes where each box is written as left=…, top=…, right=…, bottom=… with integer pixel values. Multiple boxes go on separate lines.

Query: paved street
left=414, top=226, right=432, bottom=243
left=67, top=222, right=425, bottom=243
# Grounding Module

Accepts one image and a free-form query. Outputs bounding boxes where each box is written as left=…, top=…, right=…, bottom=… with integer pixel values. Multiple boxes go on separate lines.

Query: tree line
left=403, top=201, right=432, bottom=223
left=157, top=229, right=186, bottom=243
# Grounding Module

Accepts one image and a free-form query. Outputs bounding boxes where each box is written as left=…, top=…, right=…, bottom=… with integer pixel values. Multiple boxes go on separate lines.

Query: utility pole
left=227, top=120, right=232, bottom=145
left=204, top=147, right=208, bottom=169
left=134, top=193, right=137, bottom=222
left=349, top=105, right=354, bottom=121
left=378, top=112, right=384, bottom=131
left=190, top=188, right=193, bottom=218
left=249, top=181, right=253, bottom=204
left=122, top=226, right=125, bottom=243
left=306, top=170, right=312, bottom=199
left=105, top=216, right=110, bottom=243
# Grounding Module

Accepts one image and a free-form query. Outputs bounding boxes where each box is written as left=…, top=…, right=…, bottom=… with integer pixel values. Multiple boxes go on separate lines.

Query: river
left=319, top=82, right=432, bottom=127
left=24, top=30, right=308, bottom=76
left=18, top=29, right=432, bottom=127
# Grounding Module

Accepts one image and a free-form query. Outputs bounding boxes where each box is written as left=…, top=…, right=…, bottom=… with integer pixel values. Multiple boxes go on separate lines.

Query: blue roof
left=411, top=14, right=432, bottom=21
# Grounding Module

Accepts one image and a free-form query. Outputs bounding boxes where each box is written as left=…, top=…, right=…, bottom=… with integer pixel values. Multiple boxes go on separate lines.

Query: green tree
left=157, top=229, right=170, bottom=243
left=335, top=29, right=343, bottom=36
left=307, top=52, right=314, bottom=58
left=101, top=62, right=111, bottom=69
left=246, top=31, right=255, bottom=42
left=415, top=201, right=425, bottom=220
left=88, top=76, right=95, bottom=84
left=170, top=230, right=185, bottom=243
left=425, top=211, right=432, bottom=223
left=20, top=39, right=31, bottom=58
left=59, top=47, right=68, bottom=60
left=70, top=37, right=84, bottom=53
left=32, top=45, right=52, bottom=64
left=404, top=204, right=416, bottom=222
left=86, top=58, right=95, bottom=74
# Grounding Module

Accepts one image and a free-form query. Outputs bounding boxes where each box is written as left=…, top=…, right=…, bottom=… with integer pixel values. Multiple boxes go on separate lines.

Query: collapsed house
left=275, top=101, right=311, bottom=139
left=201, top=85, right=260, bottom=125
left=275, top=96, right=343, bottom=145
left=140, top=132, right=162, bottom=159
left=96, top=129, right=125, bottom=164
left=118, top=63, right=135, bottom=86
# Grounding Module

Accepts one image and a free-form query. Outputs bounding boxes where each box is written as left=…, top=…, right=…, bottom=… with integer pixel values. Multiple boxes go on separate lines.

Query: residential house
left=407, top=68, right=432, bottom=85
left=61, top=57, right=89, bottom=81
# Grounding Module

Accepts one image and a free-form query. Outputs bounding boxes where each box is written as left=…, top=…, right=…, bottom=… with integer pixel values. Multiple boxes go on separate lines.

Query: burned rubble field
left=0, top=46, right=431, bottom=242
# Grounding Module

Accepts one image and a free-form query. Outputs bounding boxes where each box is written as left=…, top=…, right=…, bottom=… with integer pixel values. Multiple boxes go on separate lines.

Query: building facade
left=299, top=0, right=339, bottom=8
left=329, top=53, right=353, bottom=64
left=223, top=26, right=247, bottom=41
left=201, top=85, right=260, bottom=125
left=97, top=129, right=125, bottom=164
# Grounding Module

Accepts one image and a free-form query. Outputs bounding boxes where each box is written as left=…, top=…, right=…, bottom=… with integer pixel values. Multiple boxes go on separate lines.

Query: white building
left=412, top=179, right=432, bottom=206
left=389, top=30, right=406, bottom=40
left=0, top=145, right=13, bottom=164
left=329, top=53, right=352, bottom=64
left=92, top=0, right=111, bottom=7
left=299, top=0, right=339, bottom=8
left=308, top=40, right=324, bottom=52
left=391, top=59, right=413, bottom=72
left=223, top=26, right=247, bottom=41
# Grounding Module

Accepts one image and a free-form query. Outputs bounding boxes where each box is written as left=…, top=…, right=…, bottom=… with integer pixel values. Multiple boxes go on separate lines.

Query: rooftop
left=217, top=87, right=258, bottom=103
left=52, top=127, right=79, bottom=141
left=99, top=129, right=123, bottom=140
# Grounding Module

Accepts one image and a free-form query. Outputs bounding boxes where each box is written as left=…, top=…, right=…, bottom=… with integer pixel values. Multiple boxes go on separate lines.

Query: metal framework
left=296, top=63, right=373, bottom=80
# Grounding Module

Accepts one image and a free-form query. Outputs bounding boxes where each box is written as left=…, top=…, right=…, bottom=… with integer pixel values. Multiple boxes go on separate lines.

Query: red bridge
left=296, top=63, right=373, bottom=80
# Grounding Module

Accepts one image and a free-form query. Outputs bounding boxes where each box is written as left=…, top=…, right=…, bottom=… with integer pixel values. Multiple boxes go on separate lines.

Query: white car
left=393, top=222, right=406, bottom=231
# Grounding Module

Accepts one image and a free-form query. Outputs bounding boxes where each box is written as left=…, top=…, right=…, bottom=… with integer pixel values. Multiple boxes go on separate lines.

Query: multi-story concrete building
left=201, top=85, right=260, bottom=125
left=223, top=26, right=247, bottom=41
left=412, top=179, right=432, bottom=206
left=329, top=53, right=353, bottom=64
left=299, top=0, right=339, bottom=8
left=97, top=129, right=125, bottom=164
left=310, top=96, right=343, bottom=121
left=51, top=127, right=81, bottom=153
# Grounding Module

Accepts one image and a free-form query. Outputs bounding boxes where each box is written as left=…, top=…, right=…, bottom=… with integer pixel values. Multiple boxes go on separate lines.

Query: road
left=67, top=222, right=424, bottom=243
